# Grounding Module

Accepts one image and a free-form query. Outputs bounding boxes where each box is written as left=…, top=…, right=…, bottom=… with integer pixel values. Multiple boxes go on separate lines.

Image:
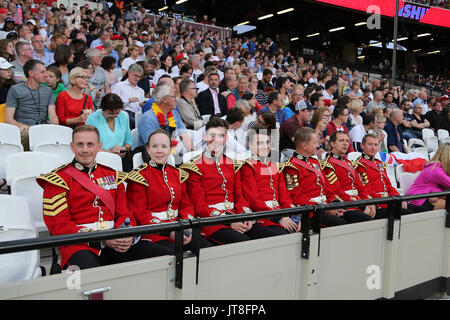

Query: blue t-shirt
left=85, top=109, right=133, bottom=150
left=138, top=108, right=187, bottom=146
left=258, top=106, right=287, bottom=126
left=283, top=106, right=295, bottom=120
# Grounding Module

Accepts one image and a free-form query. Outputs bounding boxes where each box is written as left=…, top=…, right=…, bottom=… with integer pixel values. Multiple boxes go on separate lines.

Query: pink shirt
left=209, top=87, right=221, bottom=115
left=407, top=162, right=450, bottom=206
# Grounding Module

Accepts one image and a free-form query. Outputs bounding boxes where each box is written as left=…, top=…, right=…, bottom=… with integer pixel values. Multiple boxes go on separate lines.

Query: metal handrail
left=0, top=191, right=448, bottom=255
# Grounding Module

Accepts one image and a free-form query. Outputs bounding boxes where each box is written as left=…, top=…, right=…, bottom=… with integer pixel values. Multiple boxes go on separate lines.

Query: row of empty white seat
left=0, top=195, right=42, bottom=285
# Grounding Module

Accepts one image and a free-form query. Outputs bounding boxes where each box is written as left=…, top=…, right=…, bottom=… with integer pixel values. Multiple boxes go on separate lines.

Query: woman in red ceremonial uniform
left=240, top=126, right=298, bottom=233
left=126, top=129, right=212, bottom=250
left=36, top=125, right=173, bottom=270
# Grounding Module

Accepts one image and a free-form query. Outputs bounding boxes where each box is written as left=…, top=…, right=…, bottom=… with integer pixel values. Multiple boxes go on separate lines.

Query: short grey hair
left=234, top=99, right=250, bottom=110
left=153, top=84, right=172, bottom=104
left=128, top=63, right=143, bottom=75
left=85, top=48, right=101, bottom=60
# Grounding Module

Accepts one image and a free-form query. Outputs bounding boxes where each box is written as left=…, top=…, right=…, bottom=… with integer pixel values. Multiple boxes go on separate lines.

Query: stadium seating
left=96, top=151, right=123, bottom=171
left=131, top=128, right=139, bottom=151
left=6, top=152, right=65, bottom=232
left=135, top=111, right=143, bottom=129
left=0, top=195, right=42, bottom=284
left=28, top=124, right=74, bottom=163
left=437, top=129, right=449, bottom=143
left=133, top=152, right=144, bottom=169
left=422, top=128, right=434, bottom=142
left=398, top=171, right=421, bottom=195
left=0, top=123, right=24, bottom=179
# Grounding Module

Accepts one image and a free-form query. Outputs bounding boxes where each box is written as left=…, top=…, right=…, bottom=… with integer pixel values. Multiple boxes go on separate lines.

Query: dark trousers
left=374, top=203, right=430, bottom=219
left=320, top=210, right=373, bottom=227
left=156, top=236, right=213, bottom=252
left=125, top=110, right=136, bottom=130
left=65, top=240, right=173, bottom=270
left=208, top=223, right=287, bottom=245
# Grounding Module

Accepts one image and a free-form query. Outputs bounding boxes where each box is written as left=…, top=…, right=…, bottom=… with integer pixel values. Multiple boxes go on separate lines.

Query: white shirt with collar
left=111, top=79, right=145, bottom=114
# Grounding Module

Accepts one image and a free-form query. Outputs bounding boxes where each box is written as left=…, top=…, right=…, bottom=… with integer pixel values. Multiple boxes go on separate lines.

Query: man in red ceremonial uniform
left=281, top=127, right=371, bottom=226
left=322, top=131, right=376, bottom=219
left=181, top=117, right=283, bottom=244
left=353, top=133, right=425, bottom=217
left=37, top=125, right=172, bottom=270
left=240, top=125, right=297, bottom=233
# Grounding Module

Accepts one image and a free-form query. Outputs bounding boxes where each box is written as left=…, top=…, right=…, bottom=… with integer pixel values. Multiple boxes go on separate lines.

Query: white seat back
left=424, top=136, right=439, bottom=153
left=96, top=151, right=123, bottom=171
left=28, top=124, right=72, bottom=151
left=347, top=152, right=361, bottom=162
left=437, top=129, right=449, bottom=141
left=0, top=195, right=41, bottom=284
left=0, top=123, right=24, bottom=179
left=28, top=125, right=74, bottom=163
left=399, top=172, right=420, bottom=195
left=386, top=164, right=397, bottom=190
left=7, top=152, right=65, bottom=232
left=202, top=115, right=211, bottom=123
left=422, top=128, right=434, bottom=141
left=131, top=128, right=139, bottom=151
left=395, top=164, right=404, bottom=182
left=135, top=111, right=143, bottom=129
left=133, top=152, right=144, bottom=169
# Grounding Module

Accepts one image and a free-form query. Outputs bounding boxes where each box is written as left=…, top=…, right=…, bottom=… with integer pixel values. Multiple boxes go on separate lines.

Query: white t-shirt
left=121, top=56, right=144, bottom=71
left=196, top=81, right=209, bottom=93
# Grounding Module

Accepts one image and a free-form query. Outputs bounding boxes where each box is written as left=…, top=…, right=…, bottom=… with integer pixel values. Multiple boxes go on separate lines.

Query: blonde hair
left=349, top=99, right=363, bottom=114
left=68, top=67, right=87, bottom=86
left=429, top=143, right=450, bottom=176
left=413, top=103, right=423, bottom=115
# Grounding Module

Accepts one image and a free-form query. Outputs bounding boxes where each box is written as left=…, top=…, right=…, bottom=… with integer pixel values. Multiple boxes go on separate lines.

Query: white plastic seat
left=6, top=152, right=65, bottom=232
left=424, top=136, right=439, bottom=153
left=135, top=111, right=143, bottom=129
left=395, top=164, right=404, bottom=183
left=0, top=123, right=24, bottom=179
left=437, top=129, right=449, bottom=142
left=347, top=152, right=361, bottom=162
left=422, top=128, right=434, bottom=141
left=0, top=195, right=42, bottom=284
left=28, top=124, right=74, bottom=163
left=408, top=138, right=425, bottom=149
left=131, top=128, right=139, bottom=151
left=96, top=151, right=123, bottom=171
left=399, top=171, right=420, bottom=195
left=386, top=164, right=397, bottom=190
left=133, top=152, right=144, bottom=169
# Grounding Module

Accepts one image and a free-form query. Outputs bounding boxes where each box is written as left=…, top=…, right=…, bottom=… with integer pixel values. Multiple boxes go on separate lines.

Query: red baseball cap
left=110, top=34, right=124, bottom=41
left=0, top=8, right=8, bottom=14
left=175, top=53, right=185, bottom=62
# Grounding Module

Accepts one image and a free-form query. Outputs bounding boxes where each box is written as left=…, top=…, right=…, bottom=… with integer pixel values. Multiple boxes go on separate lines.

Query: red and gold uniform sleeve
left=233, top=163, right=251, bottom=214
left=126, top=170, right=152, bottom=226
left=178, top=169, right=196, bottom=220
left=40, top=180, right=82, bottom=236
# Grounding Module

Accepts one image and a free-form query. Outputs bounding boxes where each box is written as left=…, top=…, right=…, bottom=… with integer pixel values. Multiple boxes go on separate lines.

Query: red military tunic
left=353, top=154, right=399, bottom=208
left=281, top=153, right=342, bottom=212
left=322, top=153, right=371, bottom=202
left=240, top=156, right=294, bottom=227
left=126, top=161, right=195, bottom=242
left=36, top=161, right=132, bottom=268
left=180, top=152, right=251, bottom=238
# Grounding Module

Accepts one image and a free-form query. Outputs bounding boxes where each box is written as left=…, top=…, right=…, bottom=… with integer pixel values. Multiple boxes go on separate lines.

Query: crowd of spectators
left=0, top=0, right=449, bottom=172
left=409, top=0, right=450, bottom=9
